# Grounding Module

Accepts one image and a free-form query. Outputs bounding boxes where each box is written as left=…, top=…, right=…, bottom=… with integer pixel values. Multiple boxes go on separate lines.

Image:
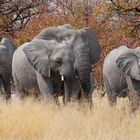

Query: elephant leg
left=79, top=73, right=94, bottom=108
left=80, top=89, right=92, bottom=108
left=125, top=74, right=139, bottom=112
left=0, top=77, right=4, bottom=94
left=36, top=72, right=55, bottom=103
left=107, top=92, right=117, bottom=106
left=1, top=74, right=11, bottom=100
left=85, top=73, right=95, bottom=108
left=104, top=75, right=117, bottom=106
left=55, top=95, right=59, bottom=105
left=70, top=78, right=81, bottom=102
left=128, top=92, right=140, bottom=112
left=16, top=89, right=29, bottom=100
left=12, top=72, right=29, bottom=100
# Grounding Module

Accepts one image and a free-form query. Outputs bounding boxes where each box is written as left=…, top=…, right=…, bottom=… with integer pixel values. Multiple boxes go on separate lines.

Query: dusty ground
left=0, top=90, right=139, bottom=140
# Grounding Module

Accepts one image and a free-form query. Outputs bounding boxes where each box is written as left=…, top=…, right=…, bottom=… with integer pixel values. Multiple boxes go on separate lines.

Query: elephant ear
left=23, top=41, right=52, bottom=78
left=80, top=28, right=101, bottom=64
left=116, top=52, right=140, bottom=80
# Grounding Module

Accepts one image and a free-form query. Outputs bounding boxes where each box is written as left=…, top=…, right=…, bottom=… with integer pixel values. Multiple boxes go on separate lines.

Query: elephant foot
left=5, top=94, right=11, bottom=101
left=0, top=93, right=12, bottom=104
left=79, top=97, right=92, bottom=110
left=128, top=92, right=140, bottom=113
left=118, top=89, right=128, bottom=98
left=79, top=101, right=92, bottom=112
left=108, top=95, right=117, bottom=107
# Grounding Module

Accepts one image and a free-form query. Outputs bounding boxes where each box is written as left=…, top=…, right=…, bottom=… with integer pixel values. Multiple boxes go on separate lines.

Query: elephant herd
left=0, top=24, right=140, bottom=110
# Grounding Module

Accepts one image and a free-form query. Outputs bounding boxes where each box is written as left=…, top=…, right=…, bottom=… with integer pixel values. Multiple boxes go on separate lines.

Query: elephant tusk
left=61, top=75, right=64, bottom=81
left=75, top=75, right=79, bottom=79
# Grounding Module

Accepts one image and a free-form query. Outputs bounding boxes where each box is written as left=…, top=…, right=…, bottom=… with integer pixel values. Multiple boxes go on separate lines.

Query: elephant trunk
left=64, top=76, right=77, bottom=104
left=64, top=78, right=71, bottom=103
left=76, top=50, right=92, bottom=101
left=79, top=65, right=91, bottom=93
left=62, top=64, right=78, bottom=104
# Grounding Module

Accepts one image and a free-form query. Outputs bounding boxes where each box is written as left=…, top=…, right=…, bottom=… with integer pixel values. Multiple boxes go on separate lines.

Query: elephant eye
left=55, top=59, right=62, bottom=66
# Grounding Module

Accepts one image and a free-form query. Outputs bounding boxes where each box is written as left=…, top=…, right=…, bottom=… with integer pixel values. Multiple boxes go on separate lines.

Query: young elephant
left=103, top=45, right=140, bottom=110
left=12, top=39, right=80, bottom=104
left=0, top=38, right=16, bottom=100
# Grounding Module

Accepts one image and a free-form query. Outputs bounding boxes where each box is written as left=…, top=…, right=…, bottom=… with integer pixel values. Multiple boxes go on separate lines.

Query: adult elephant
left=12, top=39, right=80, bottom=103
left=33, top=24, right=101, bottom=105
left=0, top=38, right=16, bottom=100
left=103, top=45, right=140, bottom=110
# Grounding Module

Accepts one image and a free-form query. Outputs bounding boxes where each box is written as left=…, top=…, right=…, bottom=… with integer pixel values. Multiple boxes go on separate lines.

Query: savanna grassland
left=0, top=91, right=140, bottom=140
left=0, top=1, right=139, bottom=140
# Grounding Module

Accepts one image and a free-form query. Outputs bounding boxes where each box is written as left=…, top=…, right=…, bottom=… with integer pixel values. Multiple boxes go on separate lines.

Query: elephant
left=12, top=39, right=80, bottom=104
left=103, top=45, right=140, bottom=110
left=33, top=24, right=101, bottom=106
left=0, top=38, right=16, bottom=100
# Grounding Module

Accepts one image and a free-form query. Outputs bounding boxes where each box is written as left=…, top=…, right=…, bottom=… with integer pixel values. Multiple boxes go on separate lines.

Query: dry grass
left=0, top=91, right=140, bottom=140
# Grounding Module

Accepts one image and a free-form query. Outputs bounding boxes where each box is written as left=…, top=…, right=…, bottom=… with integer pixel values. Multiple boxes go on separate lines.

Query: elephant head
left=1, top=38, right=16, bottom=58
left=116, top=47, right=140, bottom=81
left=34, top=24, right=101, bottom=103
left=33, top=24, right=74, bottom=42
left=23, top=39, right=78, bottom=103
left=0, top=38, right=16, bottom=73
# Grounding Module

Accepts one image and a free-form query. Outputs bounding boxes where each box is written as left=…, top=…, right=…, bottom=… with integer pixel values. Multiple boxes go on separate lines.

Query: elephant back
left=33, top=27, right=60, bottom=42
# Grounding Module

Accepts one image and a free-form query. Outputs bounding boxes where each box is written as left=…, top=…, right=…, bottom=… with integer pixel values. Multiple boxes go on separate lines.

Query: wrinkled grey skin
left=103, top=45, right=140, bottom=108
left=34, top=24, right=101, bottom=105
left=0, top=38, right=16, bottom=100
left=12, top=39, right=80, bottom=103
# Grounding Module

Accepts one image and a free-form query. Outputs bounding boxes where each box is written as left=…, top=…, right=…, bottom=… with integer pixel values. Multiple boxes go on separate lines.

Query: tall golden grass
left=0, top=91, right=140, bottom=140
